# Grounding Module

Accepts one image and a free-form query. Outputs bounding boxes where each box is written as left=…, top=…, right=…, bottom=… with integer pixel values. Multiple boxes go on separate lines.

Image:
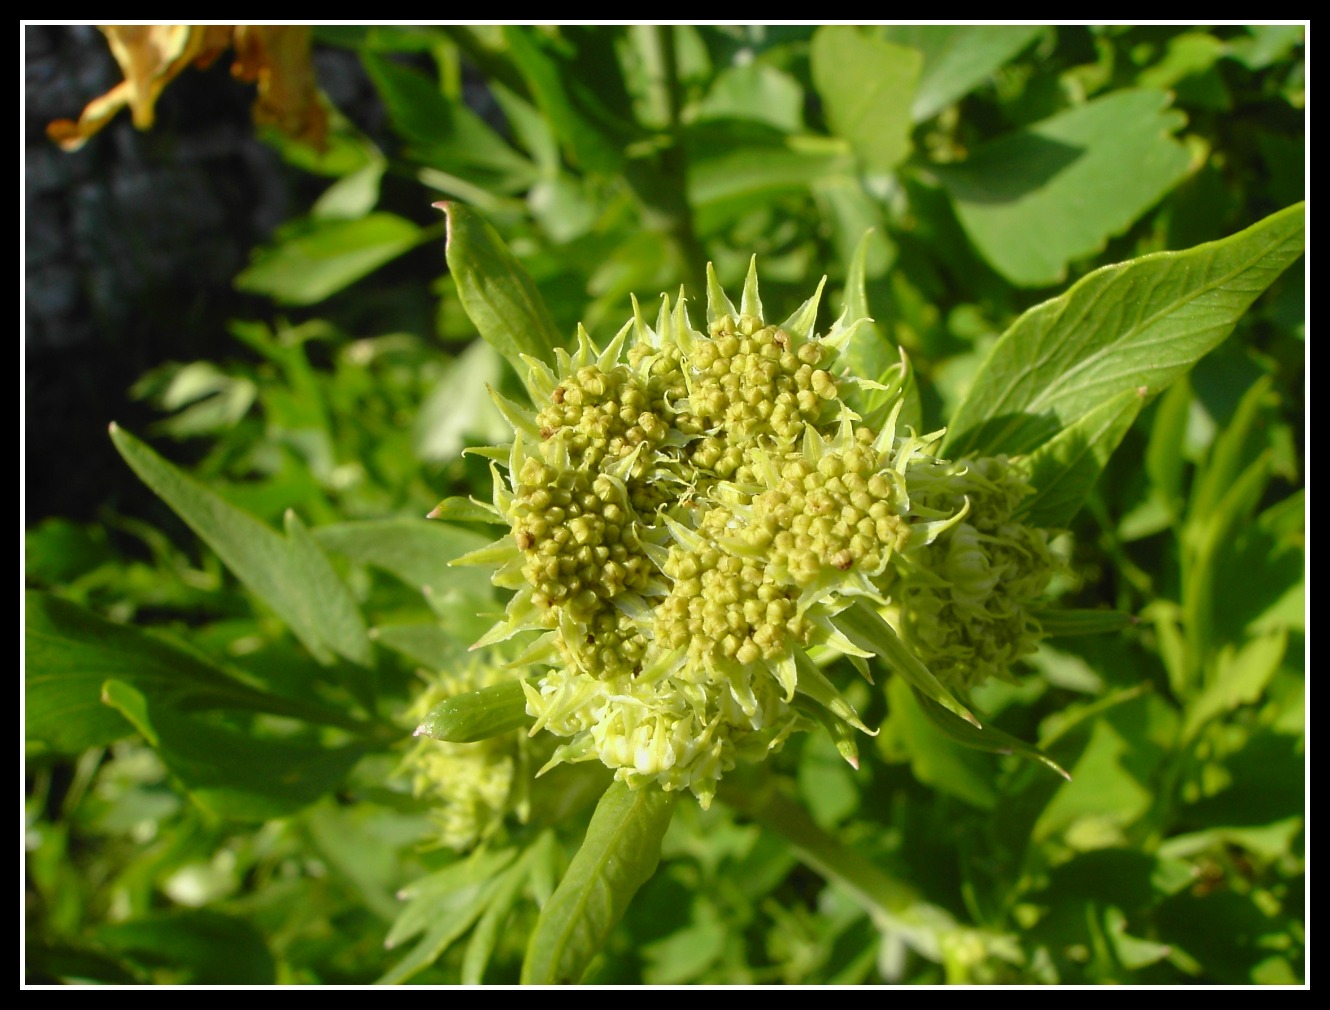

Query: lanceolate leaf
left=943, top=203, right=1305, bottom=459
left=235, top=213, right=425, bottom=306
left=1018, top=386, right=1146, bottom=528
left=442, top=202, right=564, bottom=382
left=836, top=599, right=979, bottom=728
left=1034, top=608, right=1135, bottom=638
left=110, top=424, right=372, bottom=668
left=523, top=780, right=676, bottom=984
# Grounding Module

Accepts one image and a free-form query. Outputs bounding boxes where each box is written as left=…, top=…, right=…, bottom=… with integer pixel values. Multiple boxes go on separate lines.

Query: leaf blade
left=522, top=780, right=676, bottom=984
left=944, top=203, right=1305, bottom=459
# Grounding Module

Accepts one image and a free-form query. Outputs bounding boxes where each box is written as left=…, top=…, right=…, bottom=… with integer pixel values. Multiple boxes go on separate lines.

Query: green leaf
left=361, top=50, right=535, bottom=190
left=501, top=27, right=630, bottom=176
left=523, top=780, right=676, bottom=984
left=236, top=213, right=425, bottom=306
left=1182, top=631, right=1287, bottom=742
left=415, top=679, right=534, bottom=743
left=381, top=848, right=519, bottom=984
left=1018, top=386, right=1146, bottom=527
left=101, top=680, right=367, bottom=821
left=462, top=840, right=549, bottom=984
left=694, top=62, right=805, bottom=132
left=879, top=679, right=998, bottom=810
left=1034, top=608, right=1135, bottom=638
left=934, top=89, right=1193, bottom=287
left=885, top=25, right=1044, bottom=122
left=110, top=425, right=372, bottom=667
left=1187, top=375, right=1274, bottom=528
left=1140, top=375, right=1195, bottom=530
left=370, top=622, right=473, bottom=670
left=442, top=202, right=565, bottom=380
left=415, top=340, right=511, bottom=464
left=311, top=516, right=491, bottom=595
left=24, top=592, right=351, bottom=753
left=811, top=26, right=921, bottom=174
left=838, top=229, right=920, bottom=425
left=687, top=140, right=855, bottom=234
left=310, top=159, right=385, bottom=220
left=97, top=910, right=275, bottom=985
left=943, top=203, right=1305, bottom=459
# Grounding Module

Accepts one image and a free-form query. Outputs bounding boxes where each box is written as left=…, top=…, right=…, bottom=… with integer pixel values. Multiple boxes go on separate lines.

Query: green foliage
left=26, top=25, right=1303, bottom=986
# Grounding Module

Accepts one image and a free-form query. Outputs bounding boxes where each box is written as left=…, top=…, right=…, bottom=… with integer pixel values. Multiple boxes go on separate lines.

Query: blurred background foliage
left=25, top=25, right=1304, bottom=984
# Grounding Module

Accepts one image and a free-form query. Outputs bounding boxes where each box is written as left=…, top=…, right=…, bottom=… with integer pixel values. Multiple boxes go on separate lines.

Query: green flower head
left=453, top=261, right=1060, bottom=807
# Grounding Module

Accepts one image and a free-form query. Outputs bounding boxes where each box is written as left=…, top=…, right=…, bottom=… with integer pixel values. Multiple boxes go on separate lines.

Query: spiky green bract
left=451, top=259, right=1061, bottom=806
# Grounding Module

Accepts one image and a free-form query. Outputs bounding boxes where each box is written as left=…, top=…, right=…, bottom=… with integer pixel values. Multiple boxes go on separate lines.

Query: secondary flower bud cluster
left=896, top=456, right=1063, bottom=689
left=397, top=659, right=531, bottom=850
left=455, top=262, right=1062, bottom=806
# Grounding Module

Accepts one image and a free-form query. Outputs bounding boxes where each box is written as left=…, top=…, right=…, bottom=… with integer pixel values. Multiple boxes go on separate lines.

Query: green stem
left=719, top=775, right=954, bottom=963
left=630, top=25, right=708, bottom=293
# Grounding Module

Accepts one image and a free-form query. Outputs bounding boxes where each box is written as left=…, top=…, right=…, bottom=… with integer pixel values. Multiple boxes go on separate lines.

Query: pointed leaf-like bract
left=415, top=679, right=534, bottom=743
left=441, top=202, right=564, bottom=390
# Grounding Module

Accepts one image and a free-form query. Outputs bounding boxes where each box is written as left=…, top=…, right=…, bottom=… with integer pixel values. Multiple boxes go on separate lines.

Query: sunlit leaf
left=523, top=780, right=676, bottom=983
left=811, top=26, right=921, bottom=174
left=944, top=203, right=1305, bottom=458
left=236, top=213, right=425, bottom=306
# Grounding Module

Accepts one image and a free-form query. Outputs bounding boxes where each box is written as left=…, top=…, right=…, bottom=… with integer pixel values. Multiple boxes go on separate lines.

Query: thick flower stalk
left=454, top=261, right=1061, bottom=807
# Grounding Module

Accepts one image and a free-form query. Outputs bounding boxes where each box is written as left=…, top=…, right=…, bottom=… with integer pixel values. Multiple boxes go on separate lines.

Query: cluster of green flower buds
left=454, top=261, right=1061, bottom=807
left=398, top=658, right=532, bottom=850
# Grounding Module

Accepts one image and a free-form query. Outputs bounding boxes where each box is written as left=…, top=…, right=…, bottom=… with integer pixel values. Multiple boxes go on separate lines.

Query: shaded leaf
left=878, top=679, right=998, bottom=810
left=914, top=688, right=1069, bottom=781
left=1035, top=608, right=1135, bottom=638
left=24, top=591, right=352, bottom=753
left=1019, top=386, right=1146, bottom=527
left=101, top=680, right=367, bottom=821
left=97, top=910, right=275, bottom=985
left=935, top=90, right=1193, bottom=286
left=886, top=25, right=1044, bottom=122
left=501, top=26, right=630, bottom=176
